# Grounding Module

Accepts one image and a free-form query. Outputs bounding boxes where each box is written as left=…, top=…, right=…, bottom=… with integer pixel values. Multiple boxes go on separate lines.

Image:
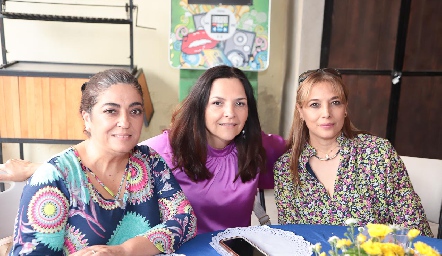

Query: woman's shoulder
left=46, top=147, right=78, bottom=167
left=261, top=131, right=286, bottom=148
left=349, top=134, right=398, bottom=163
left=274, top=150, right=292, bottom=168
left=32, top=148, right=78, bottom=184
left=352, top=133, right=393, bottom=149
left=261, top=131, right=287, bottom=159
left=139, top=130, right=172, bottom=154
left=273, top=150, right=293, bottom=181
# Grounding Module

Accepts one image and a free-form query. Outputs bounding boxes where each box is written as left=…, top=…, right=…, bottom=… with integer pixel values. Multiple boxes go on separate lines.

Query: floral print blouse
left=10, top=145, right=197, bottom=255
left=274, top=133, right=433, bottom=237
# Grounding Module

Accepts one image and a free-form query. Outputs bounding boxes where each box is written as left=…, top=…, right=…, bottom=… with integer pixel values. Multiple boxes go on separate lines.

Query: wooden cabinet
left=0, top=66, right=153, bottom=141
left=0, top=75, right=86, bottom=140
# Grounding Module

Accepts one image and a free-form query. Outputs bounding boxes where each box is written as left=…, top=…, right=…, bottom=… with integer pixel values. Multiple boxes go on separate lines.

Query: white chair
left=401, top=156, right=442, bottom=237
left=0, top=181, right=26, bottom=239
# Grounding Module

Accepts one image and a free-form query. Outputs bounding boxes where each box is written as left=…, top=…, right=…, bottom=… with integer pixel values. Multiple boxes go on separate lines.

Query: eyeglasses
left=298, top=68, right=341, bottom=85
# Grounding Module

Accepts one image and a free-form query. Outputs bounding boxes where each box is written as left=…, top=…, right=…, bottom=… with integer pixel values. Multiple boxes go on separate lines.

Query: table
left=175, top=224, right=442, bottom=255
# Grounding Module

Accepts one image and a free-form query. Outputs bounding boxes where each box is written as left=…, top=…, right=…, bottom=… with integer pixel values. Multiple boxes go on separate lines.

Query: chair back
left=401, top=156, right=442, bottom=238
left=0, top=181, right=25, bottom=239
left=401, top=156, right=442, bottom=224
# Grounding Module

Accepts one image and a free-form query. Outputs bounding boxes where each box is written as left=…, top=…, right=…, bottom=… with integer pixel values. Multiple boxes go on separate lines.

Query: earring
left=242, top=129, right=246, bottom=139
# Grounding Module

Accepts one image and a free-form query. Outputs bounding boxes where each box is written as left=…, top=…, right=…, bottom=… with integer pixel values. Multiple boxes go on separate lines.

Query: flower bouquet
left=312, top=219, right=440, bottom=256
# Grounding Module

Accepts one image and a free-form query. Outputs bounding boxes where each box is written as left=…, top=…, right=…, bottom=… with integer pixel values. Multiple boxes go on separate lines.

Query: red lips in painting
left=181, top=30, right=219, bottom=55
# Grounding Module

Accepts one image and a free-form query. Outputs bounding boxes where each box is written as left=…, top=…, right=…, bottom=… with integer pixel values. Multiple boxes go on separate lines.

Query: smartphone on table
left=219, top=236, right=269, bottom=256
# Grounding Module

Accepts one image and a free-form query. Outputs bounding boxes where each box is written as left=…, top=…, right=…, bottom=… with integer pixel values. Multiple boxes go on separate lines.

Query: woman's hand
left=69, top=245, right=126, bottom=256
left=0, top=159, right=38, bottom=181
left=69, top=237, right=160, bottom=256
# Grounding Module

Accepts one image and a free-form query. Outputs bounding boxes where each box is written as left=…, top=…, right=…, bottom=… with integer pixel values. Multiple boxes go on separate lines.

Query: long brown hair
left=287, top=69, right=364, bottom=185
left=169, top=65, right=266, bottom=182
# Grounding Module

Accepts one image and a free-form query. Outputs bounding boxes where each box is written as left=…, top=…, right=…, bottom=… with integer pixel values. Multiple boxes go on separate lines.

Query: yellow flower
left=336, top=238, right=352, bottom=249
left=314, top=219, right=440, bottom=256
left=357, top=233, right=367, bottom=244
left=414, top=241, right=441, bottom=256
left=380, top=242, right=405, bottom=256
left=361, top=240, right=383, bottom=255
left=312, top=242, right=322, bottom=253
left=406, top=248, right=415, bottom=255
left=407, top=229, right=420, bottom=239
left=366, top=223, right=393, bottom=240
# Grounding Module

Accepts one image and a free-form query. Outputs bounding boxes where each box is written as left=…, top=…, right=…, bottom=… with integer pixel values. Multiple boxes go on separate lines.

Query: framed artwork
left=170, top=0, right=271, bottom=71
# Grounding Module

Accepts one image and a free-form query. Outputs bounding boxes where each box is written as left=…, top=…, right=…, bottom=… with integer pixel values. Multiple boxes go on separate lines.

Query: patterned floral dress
left=10, top=145, right=197, bottom=255
left=274, top=133, right=433, bottom=237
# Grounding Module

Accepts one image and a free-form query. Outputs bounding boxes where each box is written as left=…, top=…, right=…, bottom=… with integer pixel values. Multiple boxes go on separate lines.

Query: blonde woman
left=274, top=68, right=432, bottom=237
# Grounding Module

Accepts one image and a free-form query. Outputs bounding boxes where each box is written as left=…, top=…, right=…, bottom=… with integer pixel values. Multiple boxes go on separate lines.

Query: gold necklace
left=313, top=145, right=340, bottom=161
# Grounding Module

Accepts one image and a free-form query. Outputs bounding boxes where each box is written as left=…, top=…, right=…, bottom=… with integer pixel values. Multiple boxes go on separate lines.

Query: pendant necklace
left=87, top=167, right=130, bottom=208
left=313, top=145, right=340, bottom=161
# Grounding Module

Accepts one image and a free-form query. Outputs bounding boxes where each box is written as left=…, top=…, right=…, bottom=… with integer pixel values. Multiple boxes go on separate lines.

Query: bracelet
left=259, top=214, right=270, bottom=225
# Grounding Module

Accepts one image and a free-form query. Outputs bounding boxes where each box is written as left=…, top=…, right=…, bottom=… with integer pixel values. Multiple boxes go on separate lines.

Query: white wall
left=1, top=0, right=288, bottom=162
left=280, top=0, right=324, bottom=137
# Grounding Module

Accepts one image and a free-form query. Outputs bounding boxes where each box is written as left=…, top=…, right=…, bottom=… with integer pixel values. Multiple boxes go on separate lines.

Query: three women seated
left=0, top=66, right=433, bottom=255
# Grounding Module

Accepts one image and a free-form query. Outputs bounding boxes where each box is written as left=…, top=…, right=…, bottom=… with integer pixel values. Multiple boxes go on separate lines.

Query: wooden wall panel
left=326, top=0, right=442, bottom=159
left=1, top=76, right=87, bottom=140
left=328, top=0, right=401, bottom=69
left=1, top=77, right=21, bottom=137
left=32, top=78, right=44, bottom=138
left=66, top=79, right=87, bottom=140
left=404, top=0, right=442, bottom=71
left=137, top=70, right=154, bottom=125
left=42, top=78, right=52, bottom=139
left=0, top=76, right=20, bottom=137
left=395, top=77, right=442, bottom=158
left=50, top=78, right=67, bottom=140
left=1, top=70, right=151, bottom=141
left=19, top=77, right=49, bottom=138
left=343, top=75, right=391, bottom=138
left=18, top=77, right=30, bottom=138
left=0, top=78, right=5, bottom=137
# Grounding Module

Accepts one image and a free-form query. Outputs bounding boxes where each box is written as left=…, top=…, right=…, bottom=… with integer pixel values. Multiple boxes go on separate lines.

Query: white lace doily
left=210, top=226, right=312, bottom=256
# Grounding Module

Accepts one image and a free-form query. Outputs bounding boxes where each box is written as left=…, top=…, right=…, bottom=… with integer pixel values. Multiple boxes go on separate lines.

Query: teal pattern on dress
left=10, top=145, right=197, bottom=255
left=108, top=211, right=151, bottom=245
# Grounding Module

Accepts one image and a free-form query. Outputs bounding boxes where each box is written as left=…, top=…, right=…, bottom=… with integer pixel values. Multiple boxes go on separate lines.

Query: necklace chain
left=86, top=166, right=130, bottom=207
left=313, top=145, right=340, bottom=161
left=313, top=149, right=340, bottom=161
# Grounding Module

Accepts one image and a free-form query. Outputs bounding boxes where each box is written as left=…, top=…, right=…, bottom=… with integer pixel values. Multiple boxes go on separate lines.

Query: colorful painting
left=170, top=0, right=271, bottom=71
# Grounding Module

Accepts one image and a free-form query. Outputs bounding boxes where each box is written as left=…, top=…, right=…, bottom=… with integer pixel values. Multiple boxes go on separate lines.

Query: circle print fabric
left=28, top=186, right=68, bottom=233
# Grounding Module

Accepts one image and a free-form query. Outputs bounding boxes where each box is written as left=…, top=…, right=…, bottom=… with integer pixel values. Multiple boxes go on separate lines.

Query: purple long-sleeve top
left=140, top=130, right=286, bottom=234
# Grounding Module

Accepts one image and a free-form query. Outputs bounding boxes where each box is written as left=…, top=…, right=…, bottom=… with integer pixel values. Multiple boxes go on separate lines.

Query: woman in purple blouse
left=1, top=65, right=286, bottom=235
left=140, top=66, right=285, bottom=234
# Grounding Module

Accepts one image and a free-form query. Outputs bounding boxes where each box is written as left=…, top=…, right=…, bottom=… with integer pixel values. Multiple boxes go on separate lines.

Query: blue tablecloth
left=175, top=224, right=442, bottom=255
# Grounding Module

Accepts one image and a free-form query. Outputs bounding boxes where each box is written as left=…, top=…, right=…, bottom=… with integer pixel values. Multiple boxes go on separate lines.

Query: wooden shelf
left=0, top=12, right=131, bottom=24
